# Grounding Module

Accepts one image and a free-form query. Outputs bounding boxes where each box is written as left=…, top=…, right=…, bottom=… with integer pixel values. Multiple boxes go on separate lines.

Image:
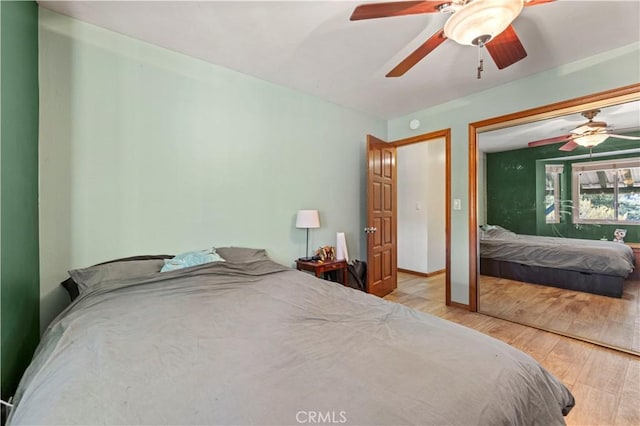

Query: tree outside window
left=572, top=158, right=640, bottom=224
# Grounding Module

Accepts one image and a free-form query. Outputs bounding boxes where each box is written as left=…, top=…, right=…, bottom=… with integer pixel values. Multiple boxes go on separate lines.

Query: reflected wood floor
left=384, top=272, right=640, bottom=426
left=479, top=275, right=640, bottom=353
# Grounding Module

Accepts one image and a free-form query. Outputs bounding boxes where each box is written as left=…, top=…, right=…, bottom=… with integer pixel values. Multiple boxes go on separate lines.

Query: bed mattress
left=8, top=259, right=574, bottom=425
left=481, top=233, right=634, bottom=277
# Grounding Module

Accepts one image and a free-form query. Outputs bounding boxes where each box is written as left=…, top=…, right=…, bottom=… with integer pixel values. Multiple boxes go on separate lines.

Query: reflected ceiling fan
left=527, top=109, right=640, bottom=152
left=350, top=0, right=555, bottom=78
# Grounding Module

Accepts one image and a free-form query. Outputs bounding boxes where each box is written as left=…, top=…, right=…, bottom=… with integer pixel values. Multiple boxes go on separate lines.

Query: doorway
left=366, top=129, right=452, bottom=304
left=397, top=139, right=447, bottom=278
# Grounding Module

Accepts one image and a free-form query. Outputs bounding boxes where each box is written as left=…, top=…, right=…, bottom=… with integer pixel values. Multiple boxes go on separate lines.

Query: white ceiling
left=38, top=0, right=640, bottom=120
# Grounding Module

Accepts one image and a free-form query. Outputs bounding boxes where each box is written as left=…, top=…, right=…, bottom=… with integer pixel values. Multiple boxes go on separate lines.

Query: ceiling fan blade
left=523, top=0, right=556, bottom=7
left=527, top=134, right=572, bottom=148
left=486, top=25, right=527, bottom=70
left=559, top=141, right=579, bottom=152
left=386, top=29, right=447, bottom=77
left=607, top=134, right=640, bottom=140
left=350, top=1, right=443, bottom=21
left=609, top=126, right=640, bottom=133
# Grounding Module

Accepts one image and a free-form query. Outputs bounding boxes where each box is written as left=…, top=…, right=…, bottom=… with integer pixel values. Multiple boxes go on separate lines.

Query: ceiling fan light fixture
left=444, top=0, right=524, bottom=46
left=574, top=133, right=609, bottom=148
left=571, top=121, right=607, bottom=136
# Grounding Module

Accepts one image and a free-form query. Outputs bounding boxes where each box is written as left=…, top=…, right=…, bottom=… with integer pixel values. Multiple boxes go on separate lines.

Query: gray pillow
left=69, top=259, right=165, bottom=293
left=214, top=247, right=269, bottom=262
left=484, top=225, right=517, bottom=240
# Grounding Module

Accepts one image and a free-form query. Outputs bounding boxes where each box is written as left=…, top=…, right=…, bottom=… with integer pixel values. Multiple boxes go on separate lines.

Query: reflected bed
left=480, top=226, right=635, bottom=298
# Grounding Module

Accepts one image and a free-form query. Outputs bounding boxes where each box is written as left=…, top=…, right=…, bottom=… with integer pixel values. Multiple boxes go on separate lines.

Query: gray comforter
left=481, top=233, right=635, bottom=277
left=9, top=260, right=574, bottom=425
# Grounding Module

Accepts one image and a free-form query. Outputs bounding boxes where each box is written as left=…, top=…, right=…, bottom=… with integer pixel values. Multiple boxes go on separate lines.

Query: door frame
left=390, top=129, right=452, bottom=305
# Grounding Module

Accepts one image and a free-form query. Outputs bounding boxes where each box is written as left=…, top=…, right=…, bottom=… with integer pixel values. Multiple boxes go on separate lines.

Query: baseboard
left=398, top=268, right=446, bottom=278
left=447, top=300, right=470, bottom=310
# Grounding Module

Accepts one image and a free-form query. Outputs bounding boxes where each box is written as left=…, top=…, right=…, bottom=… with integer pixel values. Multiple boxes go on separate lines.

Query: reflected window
left=572, top=158, right=640, bottom=224
left=545, top=165, right=563, bottom=224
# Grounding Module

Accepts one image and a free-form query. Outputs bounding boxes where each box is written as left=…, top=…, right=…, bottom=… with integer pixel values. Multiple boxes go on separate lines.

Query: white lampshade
left=574, top=134, right=609, bottom=148
left=444, top=0, right=524, bottom=46
left=296, top=210, right=320, bottom=229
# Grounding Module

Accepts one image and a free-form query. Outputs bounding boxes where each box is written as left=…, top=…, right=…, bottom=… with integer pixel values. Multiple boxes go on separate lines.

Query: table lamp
left=296, top=210, right=320, bottom=261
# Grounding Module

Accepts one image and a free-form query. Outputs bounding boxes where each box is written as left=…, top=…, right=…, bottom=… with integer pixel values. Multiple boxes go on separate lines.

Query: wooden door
left=366, top=135, right=397, bottom=297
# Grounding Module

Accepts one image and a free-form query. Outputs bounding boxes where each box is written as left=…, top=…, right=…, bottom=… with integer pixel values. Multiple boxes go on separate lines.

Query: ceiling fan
left=350, top=0, right=555, bottom=78
left=527, top=109, right=640, bottom=152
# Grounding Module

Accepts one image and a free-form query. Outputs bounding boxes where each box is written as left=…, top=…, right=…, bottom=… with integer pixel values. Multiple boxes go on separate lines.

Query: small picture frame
left=315, top=246, right=336, bottom=261
left=613, top=228, right=627, bottom=243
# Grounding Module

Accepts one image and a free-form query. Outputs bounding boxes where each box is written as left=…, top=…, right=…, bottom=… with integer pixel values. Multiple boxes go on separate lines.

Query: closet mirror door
left=470, top=85, right=640, bottom=355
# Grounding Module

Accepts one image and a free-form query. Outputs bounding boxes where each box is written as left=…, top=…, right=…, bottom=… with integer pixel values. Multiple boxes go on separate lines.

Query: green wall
left=1, top=1, right=40, bottom=398
left=486, top=136, right=640, bottom=242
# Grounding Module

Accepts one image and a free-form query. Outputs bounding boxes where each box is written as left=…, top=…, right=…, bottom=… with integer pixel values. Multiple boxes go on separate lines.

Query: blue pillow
left=160, top=248, right=225, bottom=272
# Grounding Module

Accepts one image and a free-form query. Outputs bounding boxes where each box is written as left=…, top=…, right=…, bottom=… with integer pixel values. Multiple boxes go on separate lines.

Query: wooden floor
left=384, top=272, right=640, bottom=426
left=478, top=275, right=640, bottom=354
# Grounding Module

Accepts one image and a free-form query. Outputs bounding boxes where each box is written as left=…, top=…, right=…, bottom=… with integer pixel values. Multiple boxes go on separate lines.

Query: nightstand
left=295, top=259, right=348, bottom=286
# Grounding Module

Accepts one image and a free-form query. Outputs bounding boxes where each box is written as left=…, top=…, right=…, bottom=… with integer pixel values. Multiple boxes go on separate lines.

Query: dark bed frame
left=480, top=258, right=625, bottom=298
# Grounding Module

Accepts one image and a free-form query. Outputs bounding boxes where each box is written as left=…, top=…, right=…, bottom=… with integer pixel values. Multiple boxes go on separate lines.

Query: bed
left=480, top=226, right=635, bottom=298
left=8, top=247, right=574, bottom=425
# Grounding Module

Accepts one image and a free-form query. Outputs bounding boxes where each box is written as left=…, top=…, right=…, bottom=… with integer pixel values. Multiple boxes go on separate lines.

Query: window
left=545, top=164, right=563, bottom=224
left=572, top=158, right=640, bottom=224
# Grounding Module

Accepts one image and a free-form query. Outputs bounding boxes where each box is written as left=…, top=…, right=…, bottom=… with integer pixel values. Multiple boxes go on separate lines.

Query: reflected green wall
left=0, top=1, right=40, bottom=398
left=486, top=136, right=640, bottom=242
left=486, top=146, right=539, bottom=235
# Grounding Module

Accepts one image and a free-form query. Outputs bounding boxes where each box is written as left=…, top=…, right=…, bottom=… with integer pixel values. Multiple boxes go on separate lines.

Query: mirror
left=470, top=84, right=640, bottom=355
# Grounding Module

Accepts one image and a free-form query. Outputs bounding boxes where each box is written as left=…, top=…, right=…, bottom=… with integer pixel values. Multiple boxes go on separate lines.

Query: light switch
left=416, top=202, right=422, bottom=211
left=453, top=199, right=462, bottom=210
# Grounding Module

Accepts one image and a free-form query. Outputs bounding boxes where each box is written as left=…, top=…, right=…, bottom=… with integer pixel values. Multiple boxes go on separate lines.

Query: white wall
left=397, top=144, right=428, bottom=273
left=389, top=43, right=640, bottom=305
left=38, top=9, right=386, bottom=330
left=426, top=140, right=446, bottom=272
left=397, top=139, right=445, bottom=274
